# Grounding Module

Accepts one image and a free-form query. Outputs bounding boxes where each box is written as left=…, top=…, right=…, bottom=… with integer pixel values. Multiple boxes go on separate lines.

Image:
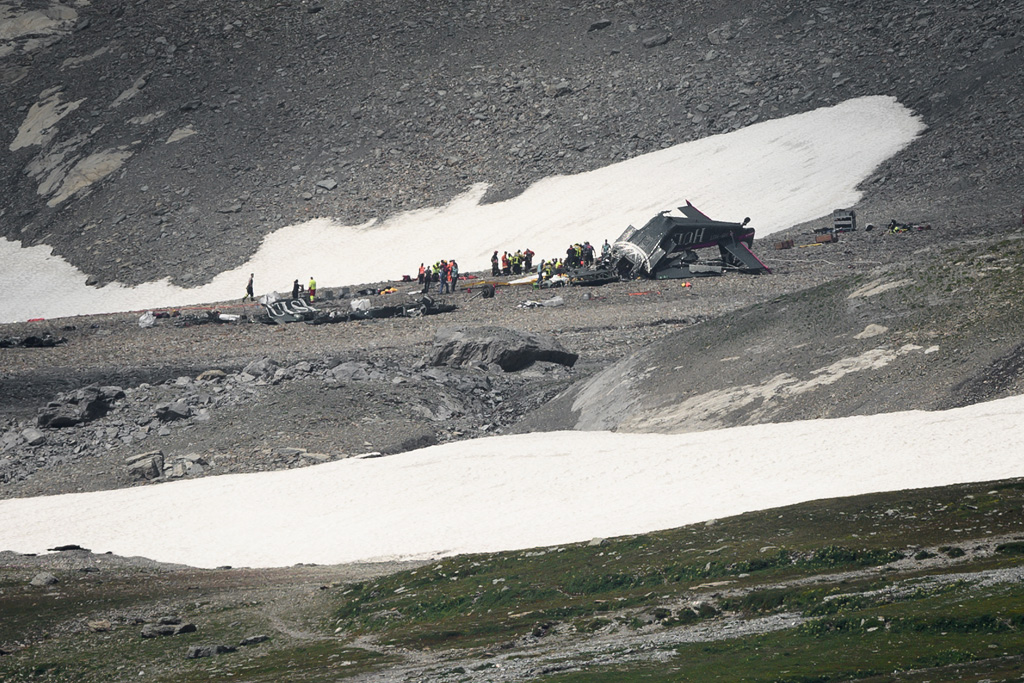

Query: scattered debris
left=0, top=333, right=67, bottom=348
left=263, top=298, right=317, bottom=324
left=814, top=208, right=857, bottom=235
left=887, top=219, right=933, bottom=233
left=519, top=296, right=565, bottom=308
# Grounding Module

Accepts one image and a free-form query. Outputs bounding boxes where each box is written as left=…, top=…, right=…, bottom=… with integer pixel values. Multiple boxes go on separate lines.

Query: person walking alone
left=243, top=273, right=254, bottom=302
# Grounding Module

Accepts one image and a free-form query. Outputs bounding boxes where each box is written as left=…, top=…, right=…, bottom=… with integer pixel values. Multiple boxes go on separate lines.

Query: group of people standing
left=564, top=241, right=605, bottom=268
left=491, top=249, right=536, bottom=276
left=243, top=237, right=617, bottom=306
left=418, top=260, right=460, bottom=294
left=489, top=240, right=612, bottom=284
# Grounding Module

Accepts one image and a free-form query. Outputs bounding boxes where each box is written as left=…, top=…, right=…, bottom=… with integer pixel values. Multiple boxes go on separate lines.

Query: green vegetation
left=3, top=479, right=1024, bottom=681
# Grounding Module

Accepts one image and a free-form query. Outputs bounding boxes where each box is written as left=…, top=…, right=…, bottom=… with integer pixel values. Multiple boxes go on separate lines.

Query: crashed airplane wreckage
left=571, top=202, right=771, bottom=285
left=261, top=295, right=455, bottom=325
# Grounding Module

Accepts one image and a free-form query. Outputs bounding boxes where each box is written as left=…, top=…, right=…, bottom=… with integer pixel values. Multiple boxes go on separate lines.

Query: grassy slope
left=3, top=237, right=1024, bottom=683
left=3, top=479, right=1024, bottom=682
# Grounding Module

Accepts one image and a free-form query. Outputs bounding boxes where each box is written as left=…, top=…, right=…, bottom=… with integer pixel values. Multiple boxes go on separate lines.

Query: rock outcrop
left=430, top=326, right=579, bottom=372
left=37, top=385, right=124, bottom=428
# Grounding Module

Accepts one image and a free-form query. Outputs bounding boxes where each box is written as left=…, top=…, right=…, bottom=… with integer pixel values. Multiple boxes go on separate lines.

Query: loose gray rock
left=196, top=369, right=227, bottom=381
left=126, top=450, right=164, bottom=480
left=187, top=644, right=236, bottom=658
left=21, top=427, right=45, bottom=446
left=37, top=385, right=124, bottom=429
left=30, top=572, right=59, bottom=586
left=155, top=402, right=190, bottom=421
left=141, top=622, right=196, bottom=638
left=243, top=358, right=279, bottom=378
left=239, top=634, right=270, bottom=646
left=330, top=361, right=372, bottom=382
left=642, top=33, right=671, bottom=48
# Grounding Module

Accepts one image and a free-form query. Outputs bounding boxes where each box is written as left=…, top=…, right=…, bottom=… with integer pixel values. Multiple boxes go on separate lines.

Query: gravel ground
left=0, top=225, right=842, bottom=500
left=5, top=216, right=1022, bottom=501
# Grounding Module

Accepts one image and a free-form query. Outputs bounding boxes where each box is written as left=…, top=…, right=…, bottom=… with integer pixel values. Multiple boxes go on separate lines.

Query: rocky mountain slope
left=2, top=0, right=1024, bottom=501
left=516, top=223, right=1024, bottom=434
left=3, top=0, right=1023, bottom=289
left=4, top=1, right=1024, bottom=680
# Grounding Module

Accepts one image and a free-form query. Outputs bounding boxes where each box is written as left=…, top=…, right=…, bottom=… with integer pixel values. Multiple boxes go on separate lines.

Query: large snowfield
left=2, top=395, right=1024, bottom=569
left=4, top=96, right=1022, bottom=570
left=1, top=96, right=922, bottom=324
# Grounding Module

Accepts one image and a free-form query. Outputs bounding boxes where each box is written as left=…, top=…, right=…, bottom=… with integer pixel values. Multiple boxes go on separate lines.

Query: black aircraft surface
left=609, top=201, right=771, bottom=279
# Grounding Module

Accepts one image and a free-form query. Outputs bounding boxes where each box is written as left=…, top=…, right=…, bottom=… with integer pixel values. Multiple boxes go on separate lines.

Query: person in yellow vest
left=308, top=276, right=317, bottom=302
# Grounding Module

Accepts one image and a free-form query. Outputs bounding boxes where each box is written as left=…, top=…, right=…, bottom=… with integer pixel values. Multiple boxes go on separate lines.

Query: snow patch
left=0, top=96, right=925, bottom=322
left=1, top=394, right=1021, bottom=569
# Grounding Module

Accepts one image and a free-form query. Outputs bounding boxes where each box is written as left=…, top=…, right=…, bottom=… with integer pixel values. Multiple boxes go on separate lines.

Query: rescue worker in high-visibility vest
left=308, top=276, right=316, bottom=302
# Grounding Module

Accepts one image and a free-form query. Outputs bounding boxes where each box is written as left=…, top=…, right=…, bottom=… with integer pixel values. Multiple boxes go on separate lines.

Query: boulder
left=155, top=401, right=191, bottom=421
left=126, top=450, right=164, bottom=480
left=196, top=369, right=227, bottom=381
left=141, top=622, right=197, bottom=638
left=429, top=326, right=578, bottom=372
left=37, top=385, right=124, bottom=428
left=187, top=644, right=236, bottom=658
left=21, top=427, right=46, bottom=446
left=243, top=357, right=278, bottom=377
left=330, top=361, right=371, bottom=382
left=30, top=572, right=59, bottom=586
left=239, top=635, right=270, bottom=646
